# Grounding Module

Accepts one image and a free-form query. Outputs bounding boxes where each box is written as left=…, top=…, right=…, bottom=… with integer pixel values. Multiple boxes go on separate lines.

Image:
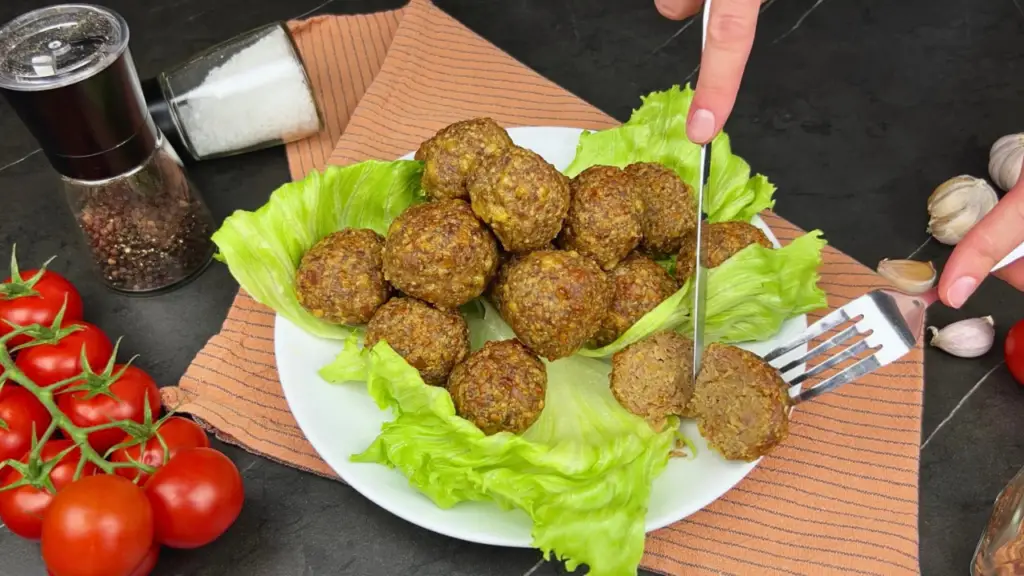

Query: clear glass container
left=973, top=465, right=1024, bottom=575
left=156, top=22, right=322, bottom=161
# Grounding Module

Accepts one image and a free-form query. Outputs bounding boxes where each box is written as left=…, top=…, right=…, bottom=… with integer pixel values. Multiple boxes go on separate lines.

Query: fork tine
left=790, top=354, right=883, bottom=404
left=773, top=323, right=863, bottom=375
left=785, top=338, right=874, bottom=387
left=762, top=305, right=853, bottom=363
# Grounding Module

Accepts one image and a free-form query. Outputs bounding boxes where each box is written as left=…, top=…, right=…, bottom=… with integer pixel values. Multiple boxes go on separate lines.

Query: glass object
left=145, top=22, right=322, bottom=161
left=0, top=4, right=215, bottom=294
left=973, top=465, right=1024, bottom=575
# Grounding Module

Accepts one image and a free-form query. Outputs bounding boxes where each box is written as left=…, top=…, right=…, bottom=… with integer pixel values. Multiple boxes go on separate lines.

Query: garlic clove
left=989, top=133, right=1024, bottom=192
left=927, top=316, right=995, bottom=358
left=926, top=175, right=999, bottom=245
left=877, top=258, right=936, bottom=294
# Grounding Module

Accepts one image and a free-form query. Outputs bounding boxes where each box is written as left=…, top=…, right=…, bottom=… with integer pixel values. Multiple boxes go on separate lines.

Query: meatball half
left=365, top=297, right=470, bottom=386
left=295, top=229, right=391, bottom=325
left=558, top=166, right=644, bottom=270
left=447, top=339, right=547, bottom=435
left=383, top=199, right=499, bottom=309
left=592, top=252, right=678, bottom=348
left=625, top=162, right=697, bottom=257
left=690, top=342, right=791, bottom=462
left=468, top=146, right=571, bottom=253
left=610, top=332, right=696, bottom=431
left=414, top=118, right=514, bottom=201
left=675, top=221, right=773, bottom=283
left=493, top=249, right=611, bottom=361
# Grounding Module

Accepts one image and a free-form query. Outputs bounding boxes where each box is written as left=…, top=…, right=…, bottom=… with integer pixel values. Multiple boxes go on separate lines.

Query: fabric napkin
left=161, top=1, right=923, bottom=574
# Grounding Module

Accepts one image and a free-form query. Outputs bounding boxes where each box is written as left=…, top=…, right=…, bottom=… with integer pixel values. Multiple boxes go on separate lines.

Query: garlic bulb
left=926, top=175, right=999, bottom=245
left=989, top=133, right=1024, bottom=191
left=876, top=258, right=936, bottom=294
left=927, top=316, right=995, bottom=358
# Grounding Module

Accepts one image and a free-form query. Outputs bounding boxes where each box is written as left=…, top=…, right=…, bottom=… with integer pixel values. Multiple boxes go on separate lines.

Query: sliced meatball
left=365, top=297, right=470, bottom=386
left=468, top=146, right=571, bottom=253
left=414, top=118, right=514, bottom=200
left=447, top=339, right=547, bottom=435
left=383, top=199, right=499, bottom=309
left=295, top=229, right=391, bottom=324
left=675, top=221, right=773, bottom=283
left=558, top=165, right=644, bottom=270
left=610, top=331, right=696, bottom=431
left=592, top=252, right=678, bottom=348
left=625, top=162, right=697, bottom=257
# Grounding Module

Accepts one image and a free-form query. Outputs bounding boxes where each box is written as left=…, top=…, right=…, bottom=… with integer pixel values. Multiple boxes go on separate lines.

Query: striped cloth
left=161, top=1, right=923, bottom=574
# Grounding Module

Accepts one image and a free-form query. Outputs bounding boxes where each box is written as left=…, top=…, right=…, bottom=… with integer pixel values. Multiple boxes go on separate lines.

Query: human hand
left=654, top=0, right=762, bottom=144
left=938, top=163, right=1024, bottom=308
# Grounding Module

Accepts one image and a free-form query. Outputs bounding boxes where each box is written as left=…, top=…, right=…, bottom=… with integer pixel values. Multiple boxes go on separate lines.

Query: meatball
left=493, top=249, right=611, bottom=360
left=592, top=252, right=678, bottom=348
left=690, top=342, right=791, bottom=462
left=625, top=162, right=697, bottom=257
left=365, top=297, right=470, bottom=386
left=610, top=332, right=696, bottom=431
left=447, top=339, right=547, bottom=435
left=383, top=199, right=499, bottom=309
left=414, top=118, right=514, bottom=200
left=468, top=146, right=571, bottom=253
left=295, top=229, right=391, bottom=325
left=558, top=165, right=643, bottom=270
left=675, top=221, right=773, bottom=282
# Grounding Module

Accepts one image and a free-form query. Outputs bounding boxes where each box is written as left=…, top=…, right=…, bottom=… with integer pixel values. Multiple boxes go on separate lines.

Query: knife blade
left=692, top=0, right=713, bottom=380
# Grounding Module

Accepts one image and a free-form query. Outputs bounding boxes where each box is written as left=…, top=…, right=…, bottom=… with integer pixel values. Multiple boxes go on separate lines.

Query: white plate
left=275, top=126, right=808, bottom=548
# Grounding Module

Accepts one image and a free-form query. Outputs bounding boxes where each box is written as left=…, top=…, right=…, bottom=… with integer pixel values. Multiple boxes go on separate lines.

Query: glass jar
left=973, top=465, right=1024, bottom=575
left=147, top=22, right=322, bottom=161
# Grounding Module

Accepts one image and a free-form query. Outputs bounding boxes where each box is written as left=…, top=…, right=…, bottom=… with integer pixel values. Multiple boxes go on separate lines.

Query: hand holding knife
left=691, top=0, right=714, bottom=380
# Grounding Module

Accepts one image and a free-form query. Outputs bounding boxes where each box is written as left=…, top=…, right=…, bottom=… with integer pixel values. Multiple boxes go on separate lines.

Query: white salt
left=174, top=26, right=320, bottom=159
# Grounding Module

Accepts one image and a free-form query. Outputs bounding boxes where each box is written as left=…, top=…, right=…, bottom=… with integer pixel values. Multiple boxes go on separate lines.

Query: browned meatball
left=558, top=166, right=643, bottom=270
left=592, top=253, right=679, bottom=347
left=295, top=229, right=391, bottom=324
left=468, top=146, right=571, bottom=253
left=383, top=199, right=499, bottom=309
left=493, top=249, right=611, bottom=360
left=610, top=332, right=696, bottom=431
left=414, top=118, right=514, bottom=200
left=675, top=221, right=773, bottom=283
left=365, top=297, right=470, bottom=386
left=447, top=339, right=547, bottom=435
left=625, top=162, right=697, bottom=257
left=690, top=342, right=791, bottom=462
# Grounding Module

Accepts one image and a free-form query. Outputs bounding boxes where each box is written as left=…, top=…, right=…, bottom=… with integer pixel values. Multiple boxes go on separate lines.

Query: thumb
left=655, top=0, right=704, bottom=20
left=938, top=166, right=1024, bottom=308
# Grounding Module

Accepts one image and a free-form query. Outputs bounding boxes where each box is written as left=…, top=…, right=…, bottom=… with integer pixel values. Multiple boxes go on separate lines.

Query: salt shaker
left=0, top=4, right=216, bottom=294
left=973, top=465, right=1024, bottom=575
left=143, top=22, right=322, bottom=161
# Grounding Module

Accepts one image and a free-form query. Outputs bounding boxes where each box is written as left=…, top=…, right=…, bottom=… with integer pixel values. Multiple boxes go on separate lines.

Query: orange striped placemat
left=161, top=1, right=923, bottom=574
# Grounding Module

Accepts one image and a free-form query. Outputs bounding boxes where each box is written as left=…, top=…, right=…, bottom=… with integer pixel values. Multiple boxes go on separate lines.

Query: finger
left=938, top=165, right=1024, bottom=308
left=995, top=258, right=1024, bottom=292
left=655, top=0, right=704, bottom=20
left=687, top=0, right=761, bottom=144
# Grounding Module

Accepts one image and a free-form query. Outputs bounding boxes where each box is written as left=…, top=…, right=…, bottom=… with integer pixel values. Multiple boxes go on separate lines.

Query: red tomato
left=127, top=543, right=160, bottom=576
left=41, top=474, right=153, bottom=576
left=0, top=439, right=98, bottom=539
left=145, top=447, right=244, bottom=549
left=57, top=365, right=161, bottom=453
left=0, top=268, right=84, bottom=349
left=15, top=322, right=113, bottom=388
left=1006, top=319, right=1024, bottom=385
left=0, top=386, right=51, bottom=463
left=110, top=416, right=209, bottom=484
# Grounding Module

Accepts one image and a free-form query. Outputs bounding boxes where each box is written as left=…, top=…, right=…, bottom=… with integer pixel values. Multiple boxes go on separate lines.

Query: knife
left=691, top=1, right=713, bottom=380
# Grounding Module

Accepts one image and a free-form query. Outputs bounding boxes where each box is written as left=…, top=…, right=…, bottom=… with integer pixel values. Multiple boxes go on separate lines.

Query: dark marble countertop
left=2, top=0, right=1024, bottom=574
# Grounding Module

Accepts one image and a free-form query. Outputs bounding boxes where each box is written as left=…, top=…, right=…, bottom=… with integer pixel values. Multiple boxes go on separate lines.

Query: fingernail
left=688, top=109, right=716, bottom=144
left=946, top=276, right=978, bottom=309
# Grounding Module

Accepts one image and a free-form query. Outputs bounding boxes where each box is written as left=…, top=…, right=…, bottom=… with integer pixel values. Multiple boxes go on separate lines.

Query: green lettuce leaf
left=563, top=85, right=775, bottom=223
left=320, top=300, right=677, bottom=576
left=579, top=231, right=828, bottom=357
left=211, top=160, right=425, bottom=340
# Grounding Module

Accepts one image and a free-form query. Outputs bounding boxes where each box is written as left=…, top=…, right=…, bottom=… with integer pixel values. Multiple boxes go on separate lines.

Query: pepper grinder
left=0, top=4, right=217, bottom=295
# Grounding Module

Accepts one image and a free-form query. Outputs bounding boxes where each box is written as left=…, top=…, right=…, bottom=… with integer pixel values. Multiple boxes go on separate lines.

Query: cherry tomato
left=110, top=416, right=209, bottom=484
left=15, top=322, right=113, bottom=388
left=0, top=386, right=51, bottom=463
left=1006, top=319, right=1024, bottom=385
left=0, top=439, right=98, bottom=539
left=57, top=365, right=161, bottom=453
left=145, top=447, right=244, bottom=549
left=0, top=268, right=84, bottom=350
left=41, top=474, right=153, bottom=576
